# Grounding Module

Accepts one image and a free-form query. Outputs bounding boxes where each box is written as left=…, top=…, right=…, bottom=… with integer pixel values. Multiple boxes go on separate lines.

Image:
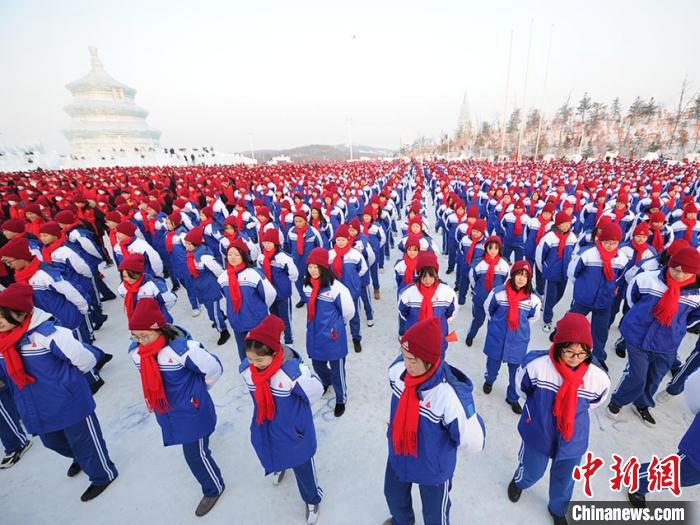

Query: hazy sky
left=1, top=0, right=698, bottom=153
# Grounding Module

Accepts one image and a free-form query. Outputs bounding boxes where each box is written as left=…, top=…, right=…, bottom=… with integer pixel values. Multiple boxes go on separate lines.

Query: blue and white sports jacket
left=240, top=348, right=323, bottom=473
left=671, top=221, right=700, bottom=248
left=303, top=280, right=355, bottom=361
left=525, top=217, right=551, bottom=262
left=621, top=270, right=700, bottom=355
left=28, top=263, right=89, bottom=330
left=469, top=257, right=510, bottom=304
left=255, top=250, right=299, bottom=302
left=516, top=351, right=610, bottom=460
left=500, top=212, right=529, bottom=248
left=328, top=247, right=368, bottom=299
left=114, top=237, right=164, bottom=278
left=0, top=309, right=96, bottom=435
left=218, top=266, right=276, bottom=332
left=535, top=229, right=578, bottom=282
left=567, top=246, right=629, bottom=310
left=287, top=226, right=322, bottom=265
left=398, top=282, right=457, bottom=341
left=129, top=335, right=223, bottom=446
left=188, top=245, right=224, bottom=303
left=679, top=369, right=700, bottom=471
left=118, top=277, right=177, bottom=323
left=483, top=286, right=541, bottom=364
left=387, top=358, right=485, bottom=485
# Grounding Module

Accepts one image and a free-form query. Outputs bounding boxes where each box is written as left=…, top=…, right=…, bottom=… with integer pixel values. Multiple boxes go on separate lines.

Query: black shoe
left=507, top=478, right=522, bottom=502
left=80, top=478, right=116, bottom=502
left=627, top=490, right=647, bottom=509
left=0, top=440, right=32, bottom=469
left=633, top=406, right=656, bottom=428
left=353, top=339, right=362, bottom=353
left=217, top=330, right=231, bottom=346
left=616, top=347, right=626, bottom=359
left=334, top=403, right=345, bottom=417
left=483, top=382, right=492, bottom=394
left=548, top=508, right=568, bottom=525
left=607, top=403, right=622, bottom=419
left=67, top=461, right=82, bottom=477
left=465, top=337, right=473, bottom=347
left=295, top=300, right=306, bottom=309
left=507, top=399, right=522, bottom=415
left=90, top=378, right=105, bottom=395
left=446, top=269, right=454, bottom=275
left=195, top=490, right=223, bottom=517
left=93, top=315, right=108, bottom=331
left=95, top=353, right=113, bottom=372
left=322, top=385, right=330, bottom=395
left=100, top=292, right=117, bottom=302
left=172, top=283, right=181, bottom=292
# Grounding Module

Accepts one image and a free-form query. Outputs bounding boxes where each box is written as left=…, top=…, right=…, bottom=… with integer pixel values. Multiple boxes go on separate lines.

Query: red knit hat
left=128, top=298, right=167, bottom=330
left=554, top=212, right=570, bottom=226
left=400, top=317, right=442, bottom=366
left=0, top=283, right=34, bottom=313
left=0, top=237, right=32, bottom=260
left=669, top=248, right=700, bottom=275
left=553, top=312, right=593, bottom=348
left=2, top=219, right=26, bottom=234
left=245, top=314, right=285, bottom=354
left=633, top=223, right=650, bottom=237
left=472, top=219, right=487, bottom=234
left=597, top=222, right=622, bottom=242
left=118, top=253, right=145, bottom=273
left=184, top=227, right=204, bottom=245
left=650, top=211, right=666, bottom=224
left=347, top=217, right=361, bottom=233
left=307, top=247, right=329, bottom=269
left=333, top=224, right=350, bottom=240
left=416, top=251, right=439, bottom=273
left=227, top=237, right=250, bottom=256
left=39, top=222, right=62, bottom=237
left=116, top=221, right=137, bottom=237
left=167, top=212, right=182, bottom=227
left=667, top=239, right=690, bottom=258
left=105, top=211, right=122, bottom=224
left=23, top=203, right=42, bottom=216
left=485, top=235, right=503, bottom=248
left=405, top=234, right=421, bottom=251
left=261, top=228, right=280, bottom=245
left=293, top=211, right=308, bottom=221
left=147, top=201, right=161, bottom=213
left=542, top=203, right=556, bottom=214
left=467, top=205, right=479, bottom=218
left=54, top=210, right=77, bottom=225
left=511, top=260, right=532, bottom=277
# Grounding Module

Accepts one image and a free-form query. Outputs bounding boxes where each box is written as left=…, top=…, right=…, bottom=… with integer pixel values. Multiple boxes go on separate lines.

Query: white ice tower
left=63, top=47, right=161, bottom=157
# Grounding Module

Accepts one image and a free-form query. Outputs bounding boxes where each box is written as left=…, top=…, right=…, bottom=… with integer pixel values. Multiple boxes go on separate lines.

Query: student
left=117, top=253, right=176, bottom=323
left=0, top=283, right=118, bottom=501
left=607, top=247, right=700, bottom=427
left=218, top=238, right=276, bottom=360
left=127, top=299, right=225, bottom=517
left=525, top=203, right=555, bottom=296
left=457, top=218, right=487, bottom=305
left=501, top=199, right=529, bottom=262
left=287, top=212, right=322, bottom=308
left=113, top=221, right=164, bottom=278
left=347, top=217, right=376, bottom=328
left=567, top=222, right=628, bottom=370
left=465, top=236, right=510, bottom=347
left=383, top=317, right=485, bottom=525
left=360, top=206, right=387, bottom=297
left=183, top=227, right=231, bottom=346
left=393, top=235, right=420, bottom=300
left=164, top=212, right=200, bottom=315
left=507, top=313, right=610, bottom=525
left=482, top=261, right=542, bottom=414
left=670, top=203, right=699, bottom=247
left=328, top=225, right=368, bottom=353
left=258, top=228, right=299, bottom=345
left=536, top=212, right=577, bottom=333
left=302, top=248, right=355, bottom=417
left=241, top=315, right=324, bottom=525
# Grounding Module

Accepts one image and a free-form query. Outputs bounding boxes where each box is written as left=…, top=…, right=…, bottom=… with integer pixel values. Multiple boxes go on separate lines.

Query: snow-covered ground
left=2, top=199, right=697, bottom=524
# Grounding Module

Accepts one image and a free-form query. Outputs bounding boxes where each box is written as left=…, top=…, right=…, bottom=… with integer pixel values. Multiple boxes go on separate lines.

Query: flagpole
left=534, top=24, right=553, bottom=160
left=516, top=19, right=534, bottom=163
left=499, top=30, right=513, bottom=161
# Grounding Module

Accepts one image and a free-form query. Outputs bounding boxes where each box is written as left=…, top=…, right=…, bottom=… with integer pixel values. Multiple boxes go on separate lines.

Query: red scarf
left=118, top=237, right=133, bottom=260
left=513, top=211, right=524, bottom=235
left=0, top=316, right=35, bottom=390
left=391, top=358, right=441, bottom=457
left=227, top=263, right=245, bottom=313
left=596, top=242, right=617, bottom=281
left=535, top=219, right=549, bottom=247
left=549, top=345, right=588, bottom=442
left=41, top=235, right=67, bottom=263
left=554, top=229, right=570, bottom=258
left=630, top=240, right=648, bottom=264
left=417, top=282, right=437, bottom=321
left=311, top=216, right=321, bottom=229
left=186, top=250, right=200, bottom=278
left=123, top=275, right=144, bottom=319
left=465, top=239, right=479, bottom=265
left=108, top=229, right=117, bottom=249
left=505, top=283, right=528, bottom=331
left=27, top=219, right=43, bottom=237
left=142, top=214, right=155, bottom=235
left=249, top=348, right=285, bottom=425
left=14, top=257, right=41, bottom=284
left=235, top=211, right=244, bottom=231
left=653, top=270, right=695, bottom=326
left=574, top=195, right=583, bottom=213
left=137, top=334, right=170, bottom=415
left=650, top=225, right=665, bottom=254
left=362, top=218, right=371, bottom=236
left=296, top=225, right=308, bottom=256
left=262, top=248, right=275, bottom=282
left=403, top=254, right=418, bottom=285
left=681, top=217, right=697, bottom=242
left=483, top=253, right=500, bottom=291
left=307, top=277, right=321, bottom=321
left=332, top=244, right=351, bottom=278
left=594, top=203, right=604, bottom=225
left=613, top=207, right=626, bottom=224
left=165, top=231, right=176, bottom=253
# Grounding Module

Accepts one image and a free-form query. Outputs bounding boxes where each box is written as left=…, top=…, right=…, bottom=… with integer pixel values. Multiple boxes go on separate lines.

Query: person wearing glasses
left=383, top=316, right=486, bottom=525
left=507, top=312, right=611, bottom=525
left=127, top=298, right=225, bottom=517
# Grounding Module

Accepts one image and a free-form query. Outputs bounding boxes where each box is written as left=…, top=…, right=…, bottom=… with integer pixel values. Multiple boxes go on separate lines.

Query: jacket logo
left=279, top=382, right=283, bottom=388
left=168, top=358, right=174, bottom=363
left=425, top=401, right=431, bottom=408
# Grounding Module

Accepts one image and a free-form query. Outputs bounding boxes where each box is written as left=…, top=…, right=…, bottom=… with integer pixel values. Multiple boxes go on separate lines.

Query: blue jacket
left=303, top=280, right=355, bottom=360
left=0, top=309, right=96, bottom=435
left=287, top=226, right=322, bottom=266
left=457, top=237, right=485, bottom=304
left=329, top=247, right=368, bottom=299
left=621, top=270, right=700, bottom=355
left=387, top=358, right=485, bottom=484
left=469, top=257, right=510, bottom=304
left=189, top=245, right=224, bottom=303
left=240, top=348, right=323, bottom=473
left=517, top=351, right=610, bottom=460
left=28, top=263, right=88, bottom=330
left=398, top=282, right=456, bottom=344
left=218, top=266, right=276, bottom=331
left=568, top=246, right=629, bottom=310
left=678, top=369, right=700, bottom=470
left=164, top=227, right=191, bottom=282
left=483, top=286, right=541, bottom=364
left=118, top=277, right=176, bottom=323
left=256, top=250, right=299, bottom=302
left=501, top=212, right=529, bottom=248
left=524, top=217, right=551, bottom=262
left=536, top=229, right=578, bottom=282
left=129, top=335, right=223, bottom=446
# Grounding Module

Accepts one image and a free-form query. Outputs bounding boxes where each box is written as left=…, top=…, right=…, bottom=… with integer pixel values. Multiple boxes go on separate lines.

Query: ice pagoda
left=63, top=47, right=161, bottom=157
